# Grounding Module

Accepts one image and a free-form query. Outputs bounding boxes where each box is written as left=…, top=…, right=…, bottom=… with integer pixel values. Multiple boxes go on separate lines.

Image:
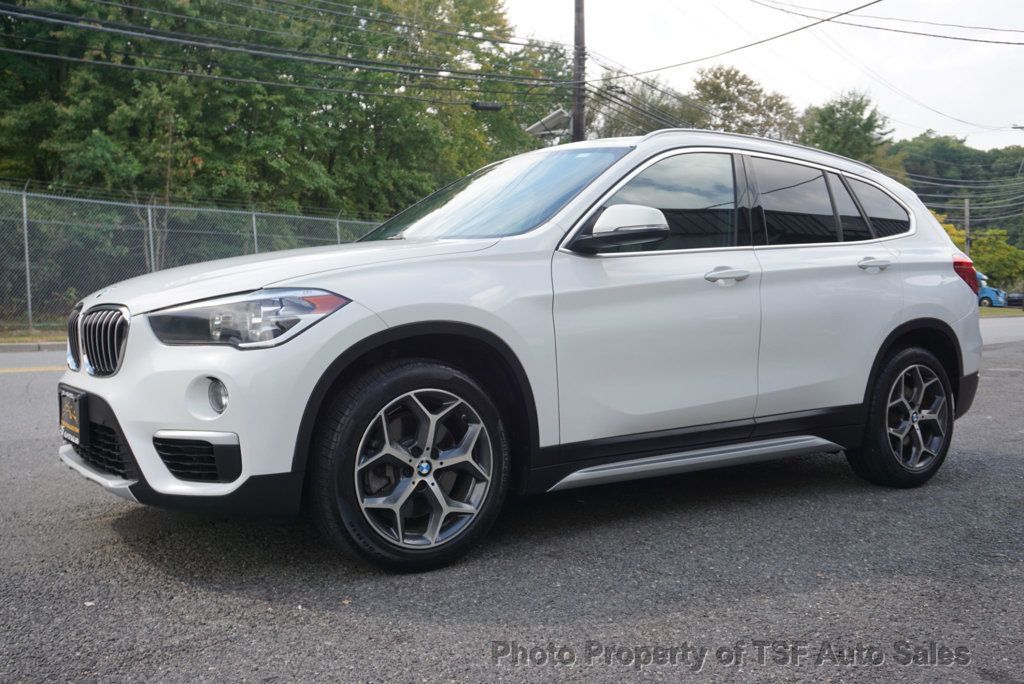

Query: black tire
left=846, top=347, right=954, bottom=488
left=309, top=358, right=510, bottom=572
left=979, top=297, right=992, bottom=307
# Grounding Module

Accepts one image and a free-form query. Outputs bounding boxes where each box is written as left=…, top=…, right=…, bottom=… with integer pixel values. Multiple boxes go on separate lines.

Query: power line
left=926, top=196, right=1024, bottom=210
left=585, top=0, right=885, bottom=83
left=900, top=151, right=1024, bottom=170
left=940, top=212, right=1024, bottom=225
left=588, top=50, right=714, bottom=117
left=758, top=0, right=1024, bottom=34
left=905, top=170, right=1024, bottom=184
left=790, top=21, right=1008, bottom=130
left=614, top=86, right=698, bottom=127
left=82, top=0, right=473, bottom=67
left=598, top=89, right=686, bottom=129
left=1, top=4, right=563, bottom=87
left=750, top=0, right=1024, bottom=46
left=672, top=0, right=989, bottom=138
left=272, top=0, right=565, bottom=51
left=915, top=186, right=1024, bottom=199
left=690, top=0, right=837, bottom=101
left=587, top=88, right=662, bottom=129
left=587, top=88, right=667, bottom=133
left=906, top=176, right=1024, bottom=189
left=3, top=33, right=563, bottom=102
left=0, top=46, right=488, bottom=105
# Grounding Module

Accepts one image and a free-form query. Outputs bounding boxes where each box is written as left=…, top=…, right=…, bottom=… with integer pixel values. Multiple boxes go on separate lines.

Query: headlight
left=148, top=289, right=350, bottom=348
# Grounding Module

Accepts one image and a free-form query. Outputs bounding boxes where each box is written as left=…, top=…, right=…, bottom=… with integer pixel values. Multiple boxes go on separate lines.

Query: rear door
left=748, top=156, right=905, bottom=420
left=552, top=150, right=763, bottom=448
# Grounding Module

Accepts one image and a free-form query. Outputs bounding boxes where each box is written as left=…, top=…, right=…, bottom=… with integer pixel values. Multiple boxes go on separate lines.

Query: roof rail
left=637, top=128, right=879, bottom=174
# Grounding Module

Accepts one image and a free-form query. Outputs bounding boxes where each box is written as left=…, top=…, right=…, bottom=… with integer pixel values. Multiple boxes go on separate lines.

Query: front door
left=552, top=151, right=763, bottom=449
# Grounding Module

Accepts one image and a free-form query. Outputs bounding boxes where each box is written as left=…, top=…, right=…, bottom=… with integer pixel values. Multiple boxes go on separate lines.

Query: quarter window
left=751, top=157, right=838, bottom=245
left=596, top=152, right=737, bottom=252
left=827, top=173, right=873, bottom=241
left=848, top=179, right=911, bottom=237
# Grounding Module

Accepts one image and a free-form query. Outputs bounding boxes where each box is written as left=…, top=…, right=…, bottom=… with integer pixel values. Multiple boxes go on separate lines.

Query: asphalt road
left=2, top=320, right=1023, bottom=682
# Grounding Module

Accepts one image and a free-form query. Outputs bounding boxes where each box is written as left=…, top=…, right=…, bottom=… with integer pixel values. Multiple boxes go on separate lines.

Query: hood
left=84, top=238, right=498, bottom=314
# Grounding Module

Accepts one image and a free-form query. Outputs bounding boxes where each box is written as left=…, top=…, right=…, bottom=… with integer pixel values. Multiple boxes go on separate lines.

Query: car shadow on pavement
left=101, top=450, right=988, bottom=625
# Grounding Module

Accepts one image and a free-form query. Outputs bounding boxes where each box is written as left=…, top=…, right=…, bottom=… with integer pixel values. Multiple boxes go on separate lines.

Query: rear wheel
left=979, top=297, right=992, bottom=307
left=846, top=347, right=954, bottom=488
left=310, top=359, right=510, bottom=571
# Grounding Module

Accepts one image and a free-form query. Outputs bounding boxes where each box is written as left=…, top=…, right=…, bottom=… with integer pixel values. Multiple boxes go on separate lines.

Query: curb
left=0, top=341, right=65, bottom=353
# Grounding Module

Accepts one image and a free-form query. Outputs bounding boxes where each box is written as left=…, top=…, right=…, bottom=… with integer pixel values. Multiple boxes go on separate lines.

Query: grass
left=0, top=329, right=65, bottom=344
left=979, top=307, right=1024, bottom=318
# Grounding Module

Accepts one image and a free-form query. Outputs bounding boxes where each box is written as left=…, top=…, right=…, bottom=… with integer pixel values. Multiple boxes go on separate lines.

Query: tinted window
left=848, top=179, right=911, bottom=237
left=828, top=173, right=872, bottom=241
left=597, top=152, right=736, bottom=252
left=361, top=147, right=629, bottom=240
left=752, top=157, right=838, bottom=245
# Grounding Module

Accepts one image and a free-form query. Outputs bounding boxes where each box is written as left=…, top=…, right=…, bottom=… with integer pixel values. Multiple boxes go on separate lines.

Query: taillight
left=952, top=255, right=979, bottom=295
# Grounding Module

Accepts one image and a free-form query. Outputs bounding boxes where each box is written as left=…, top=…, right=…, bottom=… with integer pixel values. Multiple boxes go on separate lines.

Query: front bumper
left=57, top=299, right=387, bottom=513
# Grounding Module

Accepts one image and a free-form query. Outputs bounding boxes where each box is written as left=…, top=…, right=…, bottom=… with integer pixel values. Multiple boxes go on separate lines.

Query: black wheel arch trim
left=863, top=317, right=965, bottom=410
left=290, top=320, right=541, bottom=479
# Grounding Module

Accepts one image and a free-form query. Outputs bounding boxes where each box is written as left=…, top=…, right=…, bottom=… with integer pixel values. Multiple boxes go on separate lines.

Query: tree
left=896, top=134, right=1024, bottom=249
left=935, top=212, right=1024, bottom=288
left=587, top=71, right=707, bottom=137
left=0, top=0, right=572, bottom=219
left=800, top=91, right=890, bottom=162
left=0, top=0, right=574, bottom=312
left=690, top=66, right=799, bottom=141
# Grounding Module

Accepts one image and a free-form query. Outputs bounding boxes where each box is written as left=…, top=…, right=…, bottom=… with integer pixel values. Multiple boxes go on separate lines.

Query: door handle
left=704, top=267, right=751, bottom=285
left=858, top=257, right=892, bottom=272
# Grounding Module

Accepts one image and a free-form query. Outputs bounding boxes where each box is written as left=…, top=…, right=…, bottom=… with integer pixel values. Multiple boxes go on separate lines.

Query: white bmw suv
left=59, top=130, right=982, bottom=571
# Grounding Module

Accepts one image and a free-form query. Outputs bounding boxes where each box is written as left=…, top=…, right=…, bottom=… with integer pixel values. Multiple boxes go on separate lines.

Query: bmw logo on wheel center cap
left=911, top=412, right=919, bottom=424
left=417, top=461, right=432, bottom=476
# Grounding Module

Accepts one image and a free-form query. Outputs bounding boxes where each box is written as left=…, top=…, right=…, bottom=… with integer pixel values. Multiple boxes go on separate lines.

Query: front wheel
left=846, top=347, right=954, bottom=488
left=979, top=297, right=992, bottom=307
left=309, top=359, right=510, bottom=571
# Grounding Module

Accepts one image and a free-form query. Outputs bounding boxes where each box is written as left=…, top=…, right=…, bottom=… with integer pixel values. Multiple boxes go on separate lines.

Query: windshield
left=360, top=146, right=629, bottom=241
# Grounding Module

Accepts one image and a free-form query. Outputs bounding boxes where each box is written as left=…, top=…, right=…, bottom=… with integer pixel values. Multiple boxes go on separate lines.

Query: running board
left=546, top=435, right=842, bottom=492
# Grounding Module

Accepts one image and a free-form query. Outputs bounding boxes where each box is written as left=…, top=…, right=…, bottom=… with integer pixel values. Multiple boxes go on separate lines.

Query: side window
left=750, top=157, right=838, bottom=245
left=827, top=173, right=873, bottom=241
left=848, top=179, right=911, bottom=237
left=598, top=152, right=737, bottom=252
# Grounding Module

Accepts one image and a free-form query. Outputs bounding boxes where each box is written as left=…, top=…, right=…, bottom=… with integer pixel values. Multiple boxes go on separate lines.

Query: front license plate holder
left=59, top=386, right=89, bottom=447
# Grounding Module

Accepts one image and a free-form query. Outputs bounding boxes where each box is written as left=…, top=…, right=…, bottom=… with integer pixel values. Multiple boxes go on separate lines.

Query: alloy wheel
left=886, top=364, right=948, bottom=471
left=353, top=388, right=493, bottom=548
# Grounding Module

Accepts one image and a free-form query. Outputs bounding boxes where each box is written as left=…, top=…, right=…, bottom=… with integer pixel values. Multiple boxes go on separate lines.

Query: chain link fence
left=0, top=188, right=379, bottom=331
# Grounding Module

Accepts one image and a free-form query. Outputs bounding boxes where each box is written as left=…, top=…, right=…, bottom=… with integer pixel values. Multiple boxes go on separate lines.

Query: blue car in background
left=977, top=272, right=1007, bottom=307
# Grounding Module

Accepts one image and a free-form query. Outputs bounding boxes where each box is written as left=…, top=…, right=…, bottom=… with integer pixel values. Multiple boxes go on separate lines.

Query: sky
left=503, top=0, right=1024, bottom=150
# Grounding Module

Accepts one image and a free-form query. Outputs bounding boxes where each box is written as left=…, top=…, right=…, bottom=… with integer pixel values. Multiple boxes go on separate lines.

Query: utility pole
left=1015, top=126, right=1024, bottom=176
left=571, top=0, right=586, bottom=142
left=964, top=197, right=971, bottom=257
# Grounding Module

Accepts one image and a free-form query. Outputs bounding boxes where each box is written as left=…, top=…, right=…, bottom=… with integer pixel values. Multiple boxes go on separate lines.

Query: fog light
left=208, top=378, right=229, bottom=414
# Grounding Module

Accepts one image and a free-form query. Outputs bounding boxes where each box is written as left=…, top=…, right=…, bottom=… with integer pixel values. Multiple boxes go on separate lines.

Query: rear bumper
left=955, top=372, right=979, bottom=419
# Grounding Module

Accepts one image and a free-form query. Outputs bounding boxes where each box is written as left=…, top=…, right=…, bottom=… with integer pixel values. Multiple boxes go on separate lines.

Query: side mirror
left=570, top=204, right=670, bottom=254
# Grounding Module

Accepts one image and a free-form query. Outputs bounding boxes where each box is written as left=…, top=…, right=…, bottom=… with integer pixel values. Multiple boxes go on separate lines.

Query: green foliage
left=691, top=66, right=799, bottom=141
left=897, top=133, right=1024, bottom=249
left=588, top=65, right=801, bottom=141
left=936, top=212, right=1024, bottom=289
left=588, top=71, right=707, bottom=137
left=800, top=91, right=890, bottom=162
left=0, top=0, right=571, bottom=217
left=0, top=0, right=575, bottom=324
